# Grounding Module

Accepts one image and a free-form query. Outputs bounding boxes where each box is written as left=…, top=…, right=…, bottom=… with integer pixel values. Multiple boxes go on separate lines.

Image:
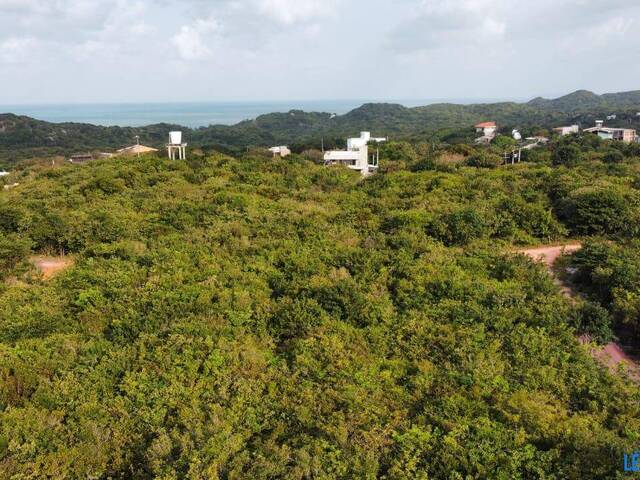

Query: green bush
left=0, top=234, right=31, bottom=277
left=465, top=151, right=503, bottom=168
left=570, top=301, right=614, bottom=343
left=552, top=144, right=582, bottom=166
left=557, top=187, right=640, bottom=237
left=602, top=149, right=624, bottom=164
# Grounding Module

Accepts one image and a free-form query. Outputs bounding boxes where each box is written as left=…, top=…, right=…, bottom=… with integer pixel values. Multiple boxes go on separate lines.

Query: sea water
left=0, top=101, right=375, bottom=128
left=0, top=99, right=500, bottom=128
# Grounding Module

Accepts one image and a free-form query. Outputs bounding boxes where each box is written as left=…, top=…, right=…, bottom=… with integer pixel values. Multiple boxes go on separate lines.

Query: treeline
left=2, top=89, right=640, bottom=165
left=0, top=147, right=639, bottom=478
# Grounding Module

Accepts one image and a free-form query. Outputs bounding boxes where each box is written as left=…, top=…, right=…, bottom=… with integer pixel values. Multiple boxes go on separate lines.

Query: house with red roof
left=475, top=121, right=497, bottom=144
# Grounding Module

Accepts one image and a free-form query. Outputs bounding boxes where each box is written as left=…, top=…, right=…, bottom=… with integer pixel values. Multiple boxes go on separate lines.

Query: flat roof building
left=553, top=125, right=580, bottom=136
left=269, top=146, right=291, bottom=158
left=324, top=132, right=386, bottom=176
left=584, top=121, right=636, bottom=143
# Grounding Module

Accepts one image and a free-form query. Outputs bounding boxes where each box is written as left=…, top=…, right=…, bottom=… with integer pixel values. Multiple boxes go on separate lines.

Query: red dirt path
left=519, top=244, right=639, bottom=381
left=31, top=256, right=73, bottom=280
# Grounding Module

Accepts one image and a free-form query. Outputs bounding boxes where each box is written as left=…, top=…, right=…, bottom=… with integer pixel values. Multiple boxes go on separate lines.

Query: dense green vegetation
left=569, top=240, right=640, bottom=346
left=2, top=89, right=639, bottom=166
left=1, top=135, right=639, bottom=478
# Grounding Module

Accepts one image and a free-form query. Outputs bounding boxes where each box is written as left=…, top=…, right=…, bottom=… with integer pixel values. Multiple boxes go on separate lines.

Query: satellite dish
left=512, top=129, right=522, bottom=141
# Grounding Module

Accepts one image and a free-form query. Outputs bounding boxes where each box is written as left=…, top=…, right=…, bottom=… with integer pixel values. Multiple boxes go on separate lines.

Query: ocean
left=0, top=100, right=381, bottom=128
left=0, top=99, right=503, bottom=128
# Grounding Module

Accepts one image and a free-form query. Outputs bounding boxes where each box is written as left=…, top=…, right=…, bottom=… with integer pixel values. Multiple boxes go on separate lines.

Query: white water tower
left=167, top=131, right=187, bottom=160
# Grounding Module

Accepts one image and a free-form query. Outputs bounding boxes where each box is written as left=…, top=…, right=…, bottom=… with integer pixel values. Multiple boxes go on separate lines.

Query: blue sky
left=0, top=0, right=638, bottom=104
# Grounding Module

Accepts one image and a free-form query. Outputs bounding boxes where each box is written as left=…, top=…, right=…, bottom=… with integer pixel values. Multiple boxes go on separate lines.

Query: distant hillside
left=0, top=114, right=180, bottom=162
left=2, top=89, right=640, bottom=164
left=528, top=89, right=640, bottom=112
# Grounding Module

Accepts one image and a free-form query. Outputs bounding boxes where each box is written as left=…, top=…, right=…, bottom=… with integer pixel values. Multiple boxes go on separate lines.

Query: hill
left=529, top=89, right=640, bottom=112
left=1, top=89, right=640, bottom=164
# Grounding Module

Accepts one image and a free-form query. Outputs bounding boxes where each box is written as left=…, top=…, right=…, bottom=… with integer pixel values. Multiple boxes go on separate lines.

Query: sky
left=0, top=0, right=639, bottom=104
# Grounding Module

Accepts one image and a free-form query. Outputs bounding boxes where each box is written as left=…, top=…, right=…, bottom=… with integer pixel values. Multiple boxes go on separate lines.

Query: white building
left=324, top=132, right=386, bottom=176
left=475, top=122, right=497, bottom=137
left=475, top=122, right=497, bottom=144
left=553, top=125, right=580, bottom=136
left=269, top=146, right=291, bottom=158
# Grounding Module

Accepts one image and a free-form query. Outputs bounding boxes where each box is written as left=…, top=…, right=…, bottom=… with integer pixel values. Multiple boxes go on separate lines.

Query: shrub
left=570, top=301, right=614, bottom=343
left=552, top=144, right=582, bottom=166
left=558, top=187, right=639, bottom=237
left=465, top=152, right=503, bottom=168
left=602, top=149, right=624, bottom=164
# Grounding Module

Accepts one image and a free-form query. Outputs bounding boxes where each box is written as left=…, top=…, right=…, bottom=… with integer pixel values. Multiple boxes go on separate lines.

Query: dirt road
left=31, top=256, right=73, bottom=280
left=519, top=244, right=582, bottom=299
left=518, top=244, right=639, bottom=380
left=519, top=244, right=582, bottom=271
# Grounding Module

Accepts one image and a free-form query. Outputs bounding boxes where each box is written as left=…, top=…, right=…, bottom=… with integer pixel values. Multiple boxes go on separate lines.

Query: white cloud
left=0, top=0, right=639, bottom=103
left=171, top=17, right=219, bottom=61
left=0, top=36, right=37, bottom=63
left=257, top=0, right=336, bottom=25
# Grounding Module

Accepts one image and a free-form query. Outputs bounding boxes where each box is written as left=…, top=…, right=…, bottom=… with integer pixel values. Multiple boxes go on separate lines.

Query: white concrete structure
left=269, top=146, right=291, bottom=158
left=167, top=131, right=187, bottom=160
left=523, top=137, right=549, bottom=150
left=324, top=131, right=386, bottom=176
left=584, top=121, right=637, bottom=143
left=553, top=125, right=580, bottom=136
left=346, top=131, right=387, bottom=150
left=0, top=171, right=9, bottom=177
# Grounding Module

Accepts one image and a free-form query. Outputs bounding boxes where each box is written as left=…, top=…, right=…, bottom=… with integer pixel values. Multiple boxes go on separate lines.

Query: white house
left=324, top=131, right=386, bottom=176
left=269, top=146, right=291, bottom=158
left=475, top=122, right=497, bottom=144
left=553, top=125, right=580, bottom=136
left=475, top=122, right=497, bottom=136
